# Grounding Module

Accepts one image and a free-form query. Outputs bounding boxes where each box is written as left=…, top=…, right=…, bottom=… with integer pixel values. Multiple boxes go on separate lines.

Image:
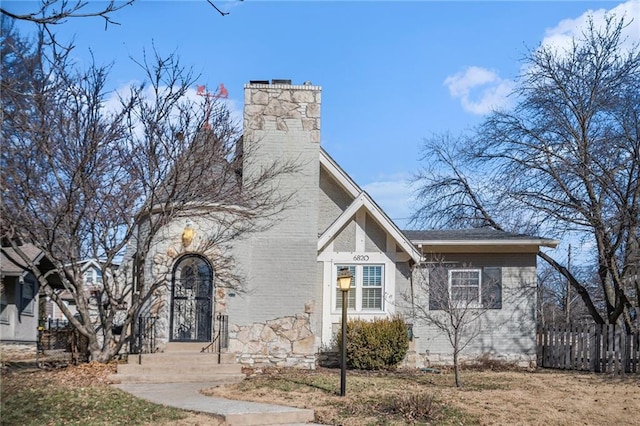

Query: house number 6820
left=353, top=254, right=369, bottom=261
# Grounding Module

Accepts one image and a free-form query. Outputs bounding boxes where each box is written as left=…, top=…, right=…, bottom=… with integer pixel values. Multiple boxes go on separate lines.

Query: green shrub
left=337, top=315, right=409, bottom=370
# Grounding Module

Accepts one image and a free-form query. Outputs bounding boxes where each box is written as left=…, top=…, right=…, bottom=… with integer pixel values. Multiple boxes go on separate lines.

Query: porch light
left=337, top=268, right=352, bottom=291
left=337, top=267, right=353, bottom=397
left=182, top=221, right=195, bottom=248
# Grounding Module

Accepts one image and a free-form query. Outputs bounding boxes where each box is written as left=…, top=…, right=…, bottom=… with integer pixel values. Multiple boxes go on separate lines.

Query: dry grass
left=0, top=361, right=222, bottom=426
left=204, top=367, right=640, bottom=425
left=2, top=353, right=638, bottom=425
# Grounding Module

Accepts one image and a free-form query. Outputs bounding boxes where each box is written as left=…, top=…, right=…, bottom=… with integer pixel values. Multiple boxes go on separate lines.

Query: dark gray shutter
left=429, top=266, right=449, bottom=310
left=482, top=267, right=502, bottom=309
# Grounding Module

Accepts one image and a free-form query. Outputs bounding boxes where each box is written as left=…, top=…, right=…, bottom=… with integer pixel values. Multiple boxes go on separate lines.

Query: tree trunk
left=538, top=251, right=605, bottom=324
left=453, top=350, right=461, bottom=388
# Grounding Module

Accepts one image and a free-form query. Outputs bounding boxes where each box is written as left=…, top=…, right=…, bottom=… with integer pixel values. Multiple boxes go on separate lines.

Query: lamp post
left=337, top=267, right=353, bottom=397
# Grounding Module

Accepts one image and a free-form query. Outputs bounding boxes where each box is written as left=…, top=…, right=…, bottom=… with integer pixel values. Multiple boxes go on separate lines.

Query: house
left=405, top=229, right=557, bottom=365
left=0, top=243, right=60, bottom=348
left=133, top=80, right=558, bottom=368
left=43, top=259, right=108, bottom=323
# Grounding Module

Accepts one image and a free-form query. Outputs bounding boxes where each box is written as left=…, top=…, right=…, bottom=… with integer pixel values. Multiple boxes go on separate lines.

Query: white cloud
left=362, top=175, right=418, bottom=229
left=541, top=0, right=639, bottom=54
left=444, top=0, right=639, bottom=115
left=443, top=66, right=515, bottom=115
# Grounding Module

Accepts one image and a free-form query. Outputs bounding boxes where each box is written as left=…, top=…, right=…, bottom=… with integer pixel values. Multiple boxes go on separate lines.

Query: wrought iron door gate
left=170, top=255, right=213, bottom=342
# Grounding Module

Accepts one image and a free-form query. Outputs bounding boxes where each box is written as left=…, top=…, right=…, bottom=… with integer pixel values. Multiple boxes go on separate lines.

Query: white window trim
left=333, top=264, right=385, bottom=313
left=448, top=268, right=482, bottom=307
left=84, top=269, right=95, bottom=285
left=321, top=253, right=397, bottom=347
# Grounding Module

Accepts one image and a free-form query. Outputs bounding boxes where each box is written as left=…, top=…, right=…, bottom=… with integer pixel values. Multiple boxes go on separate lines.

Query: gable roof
left=73, top=258, right=118, bottom=272
left=1, top=243, right=63, bottom=287
left=319, top=148, right=360, bottom=198
left=318, top=149, right=422, bottom=263
left=404, top=228, right=558, bottom=248
left=317, top=149, right=558, bottom=258
left=0, top=244, right=45, bottom=277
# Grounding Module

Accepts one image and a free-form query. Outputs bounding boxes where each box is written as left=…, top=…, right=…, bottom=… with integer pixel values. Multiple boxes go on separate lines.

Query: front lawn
left=2, top=359, right=638, bottom=425
left=0, top=362, right=220, bottom=426
left=204, top=366, right=640, bottom=425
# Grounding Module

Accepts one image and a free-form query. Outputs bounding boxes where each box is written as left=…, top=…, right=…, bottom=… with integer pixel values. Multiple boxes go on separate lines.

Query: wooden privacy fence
left=537, top=321, right=640, bottom=374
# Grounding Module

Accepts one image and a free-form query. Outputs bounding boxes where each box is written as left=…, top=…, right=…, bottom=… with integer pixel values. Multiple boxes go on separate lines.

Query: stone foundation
left=320, top=348, right=534, bottom=370
left=416, top=351, right=535, bottom=368
left=228, top=313, right=317, bottom=369
left=0, top=342, right=38, bottom=360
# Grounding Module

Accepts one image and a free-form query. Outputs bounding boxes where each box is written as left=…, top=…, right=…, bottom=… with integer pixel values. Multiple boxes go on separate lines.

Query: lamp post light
left=337, top=267, right=353, bottom=397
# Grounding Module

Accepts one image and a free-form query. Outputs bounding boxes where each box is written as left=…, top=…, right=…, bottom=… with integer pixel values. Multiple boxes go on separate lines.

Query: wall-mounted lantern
left=182, top=221, right=195, bottom=248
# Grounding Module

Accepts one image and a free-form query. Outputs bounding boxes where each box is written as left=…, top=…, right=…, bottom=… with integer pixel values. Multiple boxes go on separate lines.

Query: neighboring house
left=43, top=259, right=108, bottom=322
left=131, top=80, right=558, bottom=368
left=0, top=243, right=60, bottom=347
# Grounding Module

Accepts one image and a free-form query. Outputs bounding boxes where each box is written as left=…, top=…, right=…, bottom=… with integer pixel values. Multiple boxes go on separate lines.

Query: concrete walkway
left=113, top=382, right=319, bottom=426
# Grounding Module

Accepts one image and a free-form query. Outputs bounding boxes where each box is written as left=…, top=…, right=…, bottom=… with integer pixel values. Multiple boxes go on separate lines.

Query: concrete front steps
left=111, top=343, right=245, bottom=384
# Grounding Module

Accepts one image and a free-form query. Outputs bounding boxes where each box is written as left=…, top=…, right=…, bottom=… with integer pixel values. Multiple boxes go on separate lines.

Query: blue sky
left=5, top=0, right=639, bottom=237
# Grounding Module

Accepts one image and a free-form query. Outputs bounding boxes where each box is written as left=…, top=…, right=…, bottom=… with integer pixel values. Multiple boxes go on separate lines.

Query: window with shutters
left=428, top=265, right=502, bottom=311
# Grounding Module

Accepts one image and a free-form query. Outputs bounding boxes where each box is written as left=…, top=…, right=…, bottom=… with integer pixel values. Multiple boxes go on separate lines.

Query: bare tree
left=0, top=0, right=135, bottom=27
left=413, top=15, right=640, bottom=330
left=1, top=23, right=298, bottom=362
left=536, top=262, right=596, bottom=327
left=0, top=0, right=237, bottom=27
left=407, top=259, right=503, bottom=387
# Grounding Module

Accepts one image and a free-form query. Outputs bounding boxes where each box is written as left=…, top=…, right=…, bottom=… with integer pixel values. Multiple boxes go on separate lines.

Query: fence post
left=138, top=316, right=143, bottom=365
left=608, top=324, right=615, bottom=373
left=621, top=327, right=628, bottom=375
left=217, top=314, right=222, bottom=364
left=569, top=323, right=575, bottom=369
left=536, top=325, right=544, bottom=367
left=592, top=324, right=600, bottom=373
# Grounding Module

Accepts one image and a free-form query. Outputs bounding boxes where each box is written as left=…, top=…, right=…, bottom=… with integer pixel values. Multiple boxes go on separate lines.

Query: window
left=0, top=290, right=9, bottom=324
left=429, top=266, right=502, bottom=311
left=335, top=266, right=356, bottom=310
left=335, top=264, right=384, bottom=312
left=21, top=276, right=35, bottom=315
left=84, top=267, right=103, bottom=287
left=84, top=269, right=95, bottom=285
left=449, top=269, right=481, bottom=305
left=362, top=266, right=383, bottom=310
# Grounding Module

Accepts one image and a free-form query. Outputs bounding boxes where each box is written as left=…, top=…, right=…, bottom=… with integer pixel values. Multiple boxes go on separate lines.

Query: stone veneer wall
left=228, top=313, right=317, bottom=369
left=243, top=82, right=321, bottom=144
left=318, top=345, right=535, bottom=370
left=134, top=216, right=233, bottom=351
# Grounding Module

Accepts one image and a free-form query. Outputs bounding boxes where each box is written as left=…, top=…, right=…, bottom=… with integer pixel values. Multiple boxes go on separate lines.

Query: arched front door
left=170, top=255, right=213, bottom=342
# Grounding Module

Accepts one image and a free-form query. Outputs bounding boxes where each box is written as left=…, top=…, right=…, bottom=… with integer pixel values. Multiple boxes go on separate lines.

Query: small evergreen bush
left=338, top=315, right=409, bottom=370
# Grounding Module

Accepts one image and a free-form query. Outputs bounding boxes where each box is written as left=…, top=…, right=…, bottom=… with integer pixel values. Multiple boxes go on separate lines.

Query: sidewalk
left=113, top=381, right=320, bottom=426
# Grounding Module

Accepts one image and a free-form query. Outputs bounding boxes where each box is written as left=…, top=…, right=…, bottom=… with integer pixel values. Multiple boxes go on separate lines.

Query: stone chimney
left=243, top=79, right=321, bottom=145
left=237, top=79, right=322, bottom=323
